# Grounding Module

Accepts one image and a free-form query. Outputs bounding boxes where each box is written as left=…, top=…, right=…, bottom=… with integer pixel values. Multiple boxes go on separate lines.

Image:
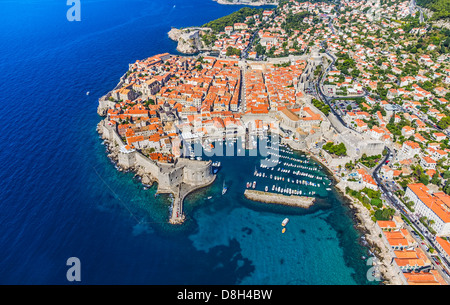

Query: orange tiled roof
left=407, top=183, right=450, bottom=223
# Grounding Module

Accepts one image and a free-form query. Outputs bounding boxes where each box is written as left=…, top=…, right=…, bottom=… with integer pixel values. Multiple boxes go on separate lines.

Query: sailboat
left=222, top=180, right=228, bottom=195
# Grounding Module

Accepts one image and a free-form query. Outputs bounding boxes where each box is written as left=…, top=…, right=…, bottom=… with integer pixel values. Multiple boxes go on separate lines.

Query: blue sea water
left=0, top=0, right=374, bottom=284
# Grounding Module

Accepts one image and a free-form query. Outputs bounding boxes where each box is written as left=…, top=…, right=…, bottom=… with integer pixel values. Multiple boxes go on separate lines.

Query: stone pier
left=98, top=119, right=216, bottom=225
left=244, top=189, right=315, bottom=208
left=169, top=176, right=217, bottom=224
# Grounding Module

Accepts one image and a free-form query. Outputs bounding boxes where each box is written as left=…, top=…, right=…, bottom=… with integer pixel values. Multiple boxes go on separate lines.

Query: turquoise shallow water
left=0, top=0, right=374, bottom=284
left=179, top=140, right=373, bottom=284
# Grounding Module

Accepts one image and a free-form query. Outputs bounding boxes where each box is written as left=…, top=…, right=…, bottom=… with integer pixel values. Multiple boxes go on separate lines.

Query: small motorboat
left=222, top=181, right=228, bottom=195
left=282, top=228, right=286, bottom=234
left=282, top=218, right=289, bottom=227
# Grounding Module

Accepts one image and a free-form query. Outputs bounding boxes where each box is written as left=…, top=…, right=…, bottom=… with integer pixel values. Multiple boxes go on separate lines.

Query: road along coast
left=283, top=140, right=405, bottom=285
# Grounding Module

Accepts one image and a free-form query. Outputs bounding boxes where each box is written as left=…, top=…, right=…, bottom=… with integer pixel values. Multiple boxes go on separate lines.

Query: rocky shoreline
left=338, top=187, right=406, bottom=285
left=97, top=121, right=219, bottom=225
left=98, top=113, right=401, bottom=283
left=168, top=28, right=212, bottom=54
left=97, top=122, right=157, bottom=187
left=285, top=143, right=403, bottom=285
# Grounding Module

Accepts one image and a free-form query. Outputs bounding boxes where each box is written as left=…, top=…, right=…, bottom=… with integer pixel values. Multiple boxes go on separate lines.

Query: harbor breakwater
left=97, top=119, right=216, bottom=224
left=244, top=189, right=315, bottom=208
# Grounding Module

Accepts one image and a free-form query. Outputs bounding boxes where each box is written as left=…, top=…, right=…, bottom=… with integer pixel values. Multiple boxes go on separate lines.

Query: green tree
left=203, top=7, right=263, bottom=32
left=438, top=116, right=450, bottom=130
left=431, top=173, right=440, bottom=185
left=371, top=198, right=383, bottom=208
left=323, top=142, right=347, bottom=156
left=374, top=208, right=395, bottom=221
left=255, top=44, right=265, bottom=56
left=419, top=173, right=430, bottom=185
left=444, top=181, right=450, bottom=195
left=226, top=47, right=241, bottom=57
left=443, top=170, right=450, bottom=179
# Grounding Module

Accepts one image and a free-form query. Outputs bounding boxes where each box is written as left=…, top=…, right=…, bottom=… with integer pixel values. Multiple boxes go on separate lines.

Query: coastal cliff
left=168, top=28, right=212, bottom=54
left=97, top=72, right=128, bottom=116
left=96, top=119, right=216, bottom=224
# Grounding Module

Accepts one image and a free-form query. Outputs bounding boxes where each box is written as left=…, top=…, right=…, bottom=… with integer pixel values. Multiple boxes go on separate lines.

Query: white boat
left=265, top=186, right=268, bottom=192
left=282, top=218, right=289, bottom=226
left=86, top=91, right=90, bottom=96
left=222, top=181, right=228, bottom=195
left=252, top=181, right=256, bottom=189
